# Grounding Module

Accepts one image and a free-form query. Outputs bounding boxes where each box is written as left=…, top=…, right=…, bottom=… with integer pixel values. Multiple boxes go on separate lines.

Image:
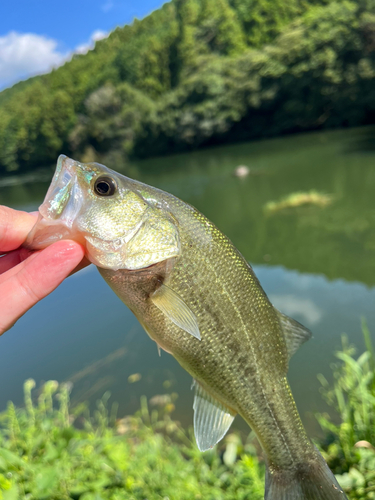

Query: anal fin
left=151, top=284, right=201, bottom=340
left=192, top=380, right=236, bottom=451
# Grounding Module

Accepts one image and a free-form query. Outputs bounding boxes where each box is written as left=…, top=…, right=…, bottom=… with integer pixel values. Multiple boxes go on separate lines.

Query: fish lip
left=40, top=155, right=76, bottom=221
left=24, top=213, right=79, bottom=250
left=25, top=155, right=85, bottom=250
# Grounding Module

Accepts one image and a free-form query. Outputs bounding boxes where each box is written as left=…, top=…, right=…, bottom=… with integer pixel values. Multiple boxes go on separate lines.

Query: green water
left=1, top=126, right=375, bottom=439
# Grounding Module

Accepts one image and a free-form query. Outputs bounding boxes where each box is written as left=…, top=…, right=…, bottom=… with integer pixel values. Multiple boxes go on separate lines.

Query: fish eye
left=94, top=176, right=117, bottom=197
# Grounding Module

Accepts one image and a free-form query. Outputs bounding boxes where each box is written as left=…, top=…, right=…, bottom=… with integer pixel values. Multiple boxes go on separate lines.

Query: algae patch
left=264, top=190, right=333, bottom=214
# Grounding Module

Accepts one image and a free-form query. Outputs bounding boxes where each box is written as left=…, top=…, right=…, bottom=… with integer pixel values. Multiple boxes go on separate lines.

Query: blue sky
left=0, top=0, right=167, bottom=90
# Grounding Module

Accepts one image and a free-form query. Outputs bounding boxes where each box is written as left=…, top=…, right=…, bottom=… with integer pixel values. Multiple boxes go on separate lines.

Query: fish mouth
left=25, top=155, right=85, bottom=250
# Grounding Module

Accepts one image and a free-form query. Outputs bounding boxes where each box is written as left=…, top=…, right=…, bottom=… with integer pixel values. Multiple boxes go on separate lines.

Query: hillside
left=0, top=0, right=374, bottom=174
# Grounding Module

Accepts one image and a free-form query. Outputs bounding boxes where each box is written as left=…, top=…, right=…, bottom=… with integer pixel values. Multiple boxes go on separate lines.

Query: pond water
left=1, top=126, right=375, bottom=439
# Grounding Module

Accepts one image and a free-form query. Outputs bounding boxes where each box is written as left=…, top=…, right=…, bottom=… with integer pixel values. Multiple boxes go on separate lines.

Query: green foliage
left=317, top=320, right=375, bottom=498
left=68, top=82, right=154, bottom=167
left=1, top=324, right=375, bottom=498
left=228, top=0, right=304, bottom=46
left=0, top=381, right=264, bottom=499
left=137, top=1, right=375, bottom=155
left=114, top=3, right=180, bottom=96
left=0, top=0, right=374, bottom=174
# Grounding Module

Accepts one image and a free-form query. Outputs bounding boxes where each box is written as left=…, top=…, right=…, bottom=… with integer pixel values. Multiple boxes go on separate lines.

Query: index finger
left=0, top=206, right=38, bottom=252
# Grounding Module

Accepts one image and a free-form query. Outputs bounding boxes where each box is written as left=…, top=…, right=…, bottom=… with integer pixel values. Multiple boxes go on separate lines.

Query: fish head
left=26, top=155, right=180, bottom=270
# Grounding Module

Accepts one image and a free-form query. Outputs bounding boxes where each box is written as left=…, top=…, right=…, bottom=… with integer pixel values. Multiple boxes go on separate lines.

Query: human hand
left=0, top=206, right=89, bottom=335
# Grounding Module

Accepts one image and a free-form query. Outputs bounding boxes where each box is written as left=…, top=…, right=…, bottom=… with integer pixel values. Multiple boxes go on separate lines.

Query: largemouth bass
left=27, top=156, right=347, bottom=500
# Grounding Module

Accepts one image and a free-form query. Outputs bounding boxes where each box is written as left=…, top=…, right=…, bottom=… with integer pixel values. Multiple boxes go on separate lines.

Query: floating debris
left=264, top=190, right=333, bottom=214
left=128, top=373, right=142, bottom=383
left=233, top=165, right=250, bottom=177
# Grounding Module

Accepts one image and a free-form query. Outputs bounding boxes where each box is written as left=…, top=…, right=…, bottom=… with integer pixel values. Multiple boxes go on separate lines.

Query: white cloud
left=269, top=294, right=323, bottom=326
left=0, top=30, right=109, bottom=90
left=0, top=31, right=67, bottom=89
left=75, top=30, right=108, bottom=55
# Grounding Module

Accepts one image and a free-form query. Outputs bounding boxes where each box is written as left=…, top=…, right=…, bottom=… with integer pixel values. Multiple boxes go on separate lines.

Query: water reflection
left=257, top=265, right=375, bottom=436
left=1, top=126, right=375, bottom=437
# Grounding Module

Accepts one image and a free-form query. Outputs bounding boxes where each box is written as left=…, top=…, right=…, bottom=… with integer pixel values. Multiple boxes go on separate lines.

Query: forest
left=0, top=0, right=374, bottom=174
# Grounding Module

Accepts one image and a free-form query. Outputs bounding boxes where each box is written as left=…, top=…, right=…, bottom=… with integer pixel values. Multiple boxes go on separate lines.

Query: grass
left=0, top=321, right=374, bottom=499
left=0, top=382, right=264, bottom=499
left=316, top=319, right=375, bottom=498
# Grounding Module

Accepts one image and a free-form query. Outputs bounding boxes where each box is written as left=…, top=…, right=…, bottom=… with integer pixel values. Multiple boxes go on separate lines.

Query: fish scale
left=27, top=155, right=348, bottom=500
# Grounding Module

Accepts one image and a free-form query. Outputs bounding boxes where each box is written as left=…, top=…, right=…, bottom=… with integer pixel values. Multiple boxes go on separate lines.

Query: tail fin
left=265, top=450, right=348, bottom=500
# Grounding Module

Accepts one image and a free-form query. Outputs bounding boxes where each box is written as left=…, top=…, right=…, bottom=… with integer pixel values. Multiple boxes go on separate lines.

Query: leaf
left=2, top=485, right=19, bottom=500
left=336, top=352, right=363, bottom=379
left=0, top=449, right=26, bottom=469
left=35, top=466, right=59, bottom=495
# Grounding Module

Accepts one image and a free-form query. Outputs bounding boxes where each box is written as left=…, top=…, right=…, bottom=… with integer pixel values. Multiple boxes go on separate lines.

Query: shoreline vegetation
left=0, top=0, right=374, bottom=175
left=0, top=323, right=374, bottom=499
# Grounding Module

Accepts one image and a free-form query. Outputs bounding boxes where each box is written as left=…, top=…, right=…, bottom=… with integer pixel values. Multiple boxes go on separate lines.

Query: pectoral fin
left=276, top=310, right=312, bottom=360
left=192, top=380, right=236, bottom=451
left=151, top=284, right=201, bottom=340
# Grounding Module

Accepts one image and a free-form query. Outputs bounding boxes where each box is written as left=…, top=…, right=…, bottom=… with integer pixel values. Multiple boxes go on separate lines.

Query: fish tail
left=264, top=450, right=348, bottom=500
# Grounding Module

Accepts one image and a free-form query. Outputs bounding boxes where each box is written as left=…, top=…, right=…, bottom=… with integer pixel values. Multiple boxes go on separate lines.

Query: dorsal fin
left=151, top=284, right=201, bottom=340
left=276, top=310, right=312, bottom=360
left=192, top=380, right=236, bottom=451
